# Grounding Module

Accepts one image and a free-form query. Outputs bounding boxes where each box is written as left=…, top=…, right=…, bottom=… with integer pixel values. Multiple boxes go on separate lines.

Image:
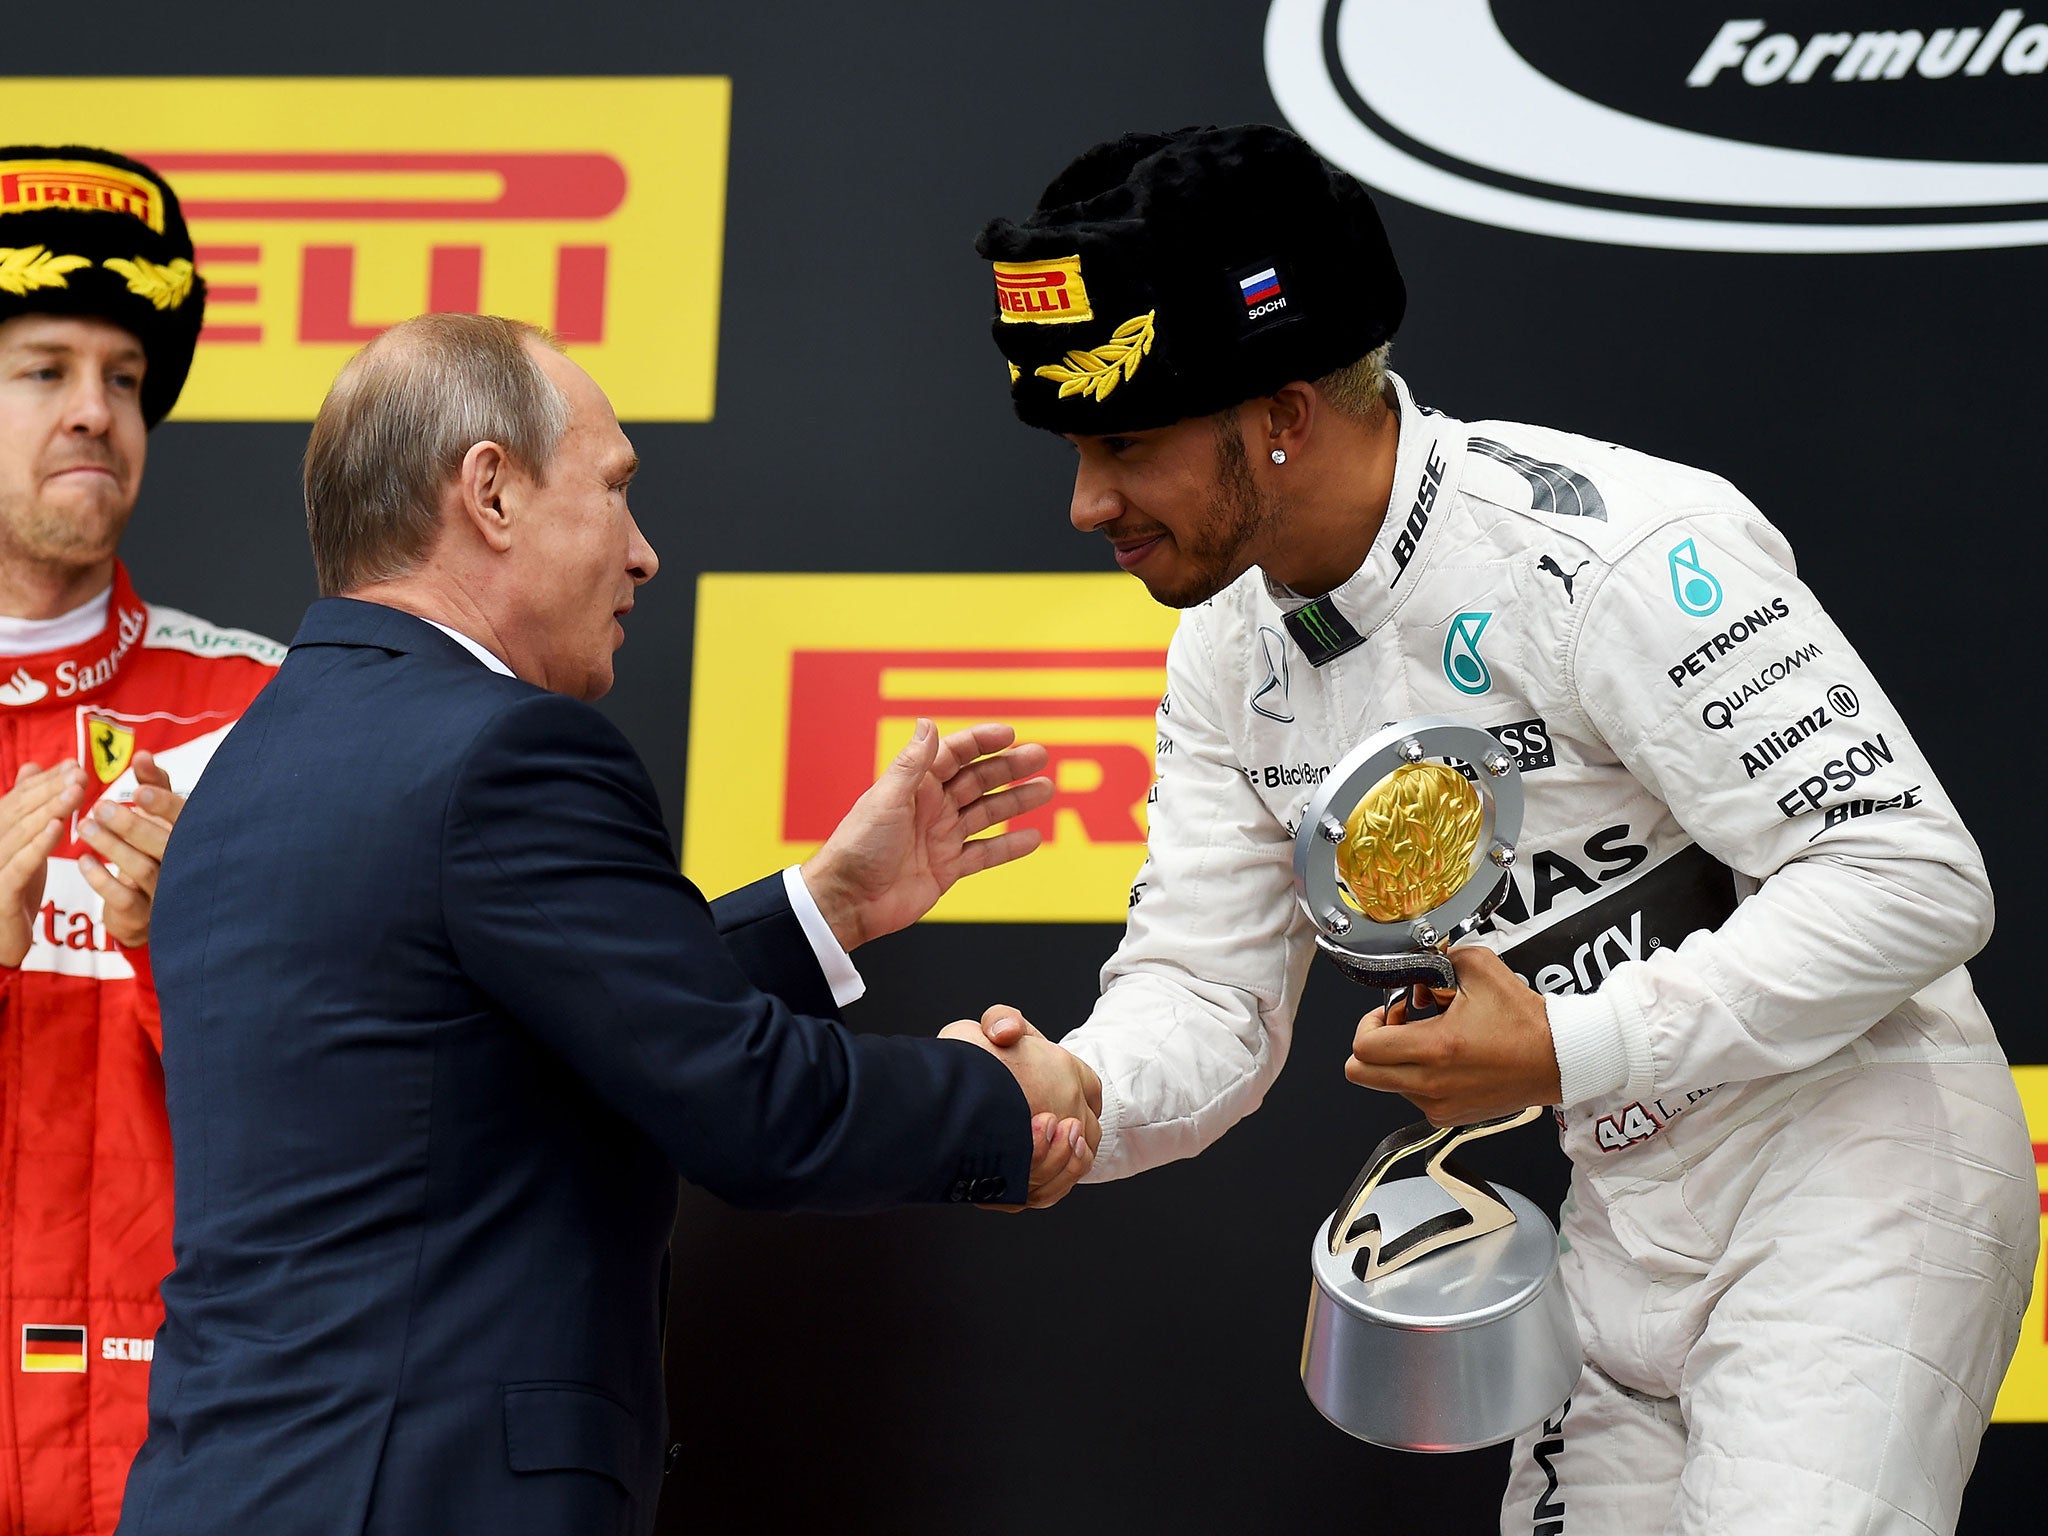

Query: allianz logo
left=1690, top=13, right=2047, bottom=88
left=1514, top=909, right=1649, bottom=997
left=1265, top=0, right=2048, bottom=252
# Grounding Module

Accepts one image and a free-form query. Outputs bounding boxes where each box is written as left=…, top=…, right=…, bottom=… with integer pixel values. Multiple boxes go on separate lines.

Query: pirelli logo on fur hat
left=993, top=255, right=1092, bottom=324
left=0, top=159, right=164, bottom=231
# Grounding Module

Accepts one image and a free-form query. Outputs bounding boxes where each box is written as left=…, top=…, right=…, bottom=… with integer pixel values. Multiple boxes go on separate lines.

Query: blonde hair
left=304, top=314, right=570, bottom=596
left=1312, top=341, right=1393, bottom=421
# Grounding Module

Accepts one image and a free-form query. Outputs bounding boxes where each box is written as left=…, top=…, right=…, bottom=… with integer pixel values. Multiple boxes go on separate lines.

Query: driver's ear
left=1261, top=383, right=1315, bottom=463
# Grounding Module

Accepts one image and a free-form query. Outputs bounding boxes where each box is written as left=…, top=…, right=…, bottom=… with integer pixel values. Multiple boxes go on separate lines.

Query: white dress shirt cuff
left=781, top=866, right=866, bottom=1008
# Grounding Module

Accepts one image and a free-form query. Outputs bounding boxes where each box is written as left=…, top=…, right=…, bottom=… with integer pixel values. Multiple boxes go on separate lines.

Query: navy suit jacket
left=119, top=599, right=1029, bottom=1536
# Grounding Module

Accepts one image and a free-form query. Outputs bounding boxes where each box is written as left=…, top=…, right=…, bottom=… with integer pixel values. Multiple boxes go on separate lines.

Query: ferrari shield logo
left=86, top=717, right=135, bottom=783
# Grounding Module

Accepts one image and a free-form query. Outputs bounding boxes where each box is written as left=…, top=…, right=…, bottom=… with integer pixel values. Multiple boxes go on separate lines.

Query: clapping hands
left=0, top=752, right=185, bottom=965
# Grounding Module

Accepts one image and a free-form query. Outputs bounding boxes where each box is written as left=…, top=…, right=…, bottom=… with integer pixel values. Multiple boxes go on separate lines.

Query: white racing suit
left=1061, top=373, right=2038, bottom=1533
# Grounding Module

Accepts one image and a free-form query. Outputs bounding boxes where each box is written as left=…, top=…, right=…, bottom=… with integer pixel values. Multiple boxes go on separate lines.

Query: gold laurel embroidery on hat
left=101, top=255, right=195, bottom=311
left=1007, top=361, right=1020, bottom=384
left=0, top=245, right=92, bottom=296
left=1032, top=309, right=1156, bottom=402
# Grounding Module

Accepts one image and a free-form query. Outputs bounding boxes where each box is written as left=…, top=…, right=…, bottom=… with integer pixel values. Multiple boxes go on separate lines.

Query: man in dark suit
left=116, top=314, right=1099, bottom=1536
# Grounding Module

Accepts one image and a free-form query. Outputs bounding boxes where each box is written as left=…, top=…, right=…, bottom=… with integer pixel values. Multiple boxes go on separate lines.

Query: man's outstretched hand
left=802, top=719, right=1053, bottom=950
left=943, top=1003, right=1102, bottom=1210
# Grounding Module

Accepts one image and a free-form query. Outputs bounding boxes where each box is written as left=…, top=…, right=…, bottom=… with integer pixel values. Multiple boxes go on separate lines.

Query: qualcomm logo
left=1264, top=0, right=2048, bottom=252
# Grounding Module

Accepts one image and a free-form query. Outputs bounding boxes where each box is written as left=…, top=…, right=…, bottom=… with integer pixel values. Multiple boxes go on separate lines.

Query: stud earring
left=1271, top=449, right=1287, bottom=465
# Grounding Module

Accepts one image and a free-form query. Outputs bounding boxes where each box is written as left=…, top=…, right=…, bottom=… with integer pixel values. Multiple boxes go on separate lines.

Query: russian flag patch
left=1232, top=262, right=1293, bottom=332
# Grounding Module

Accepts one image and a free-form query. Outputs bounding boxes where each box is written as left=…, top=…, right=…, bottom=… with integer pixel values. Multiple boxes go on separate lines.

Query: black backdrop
left=11, top=2, right=2043, bottom=1530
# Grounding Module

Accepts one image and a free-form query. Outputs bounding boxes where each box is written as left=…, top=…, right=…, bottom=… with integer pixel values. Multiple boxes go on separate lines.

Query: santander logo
left=1264, top=0, right=2048, bottom=252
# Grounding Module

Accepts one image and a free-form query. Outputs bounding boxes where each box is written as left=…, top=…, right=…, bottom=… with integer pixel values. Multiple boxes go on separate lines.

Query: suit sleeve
left=439, top=692, right=1030, bottom=1211
left=1058, top=616, right=1317, bottom=1182
left=1548, top=505, right=1995, bottom=1104
left=709, top=874, right=840, bottom=1021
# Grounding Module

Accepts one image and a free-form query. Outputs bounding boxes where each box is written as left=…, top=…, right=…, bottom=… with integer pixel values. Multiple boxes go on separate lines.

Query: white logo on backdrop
left=1264, top=0, right=2048, bottom=252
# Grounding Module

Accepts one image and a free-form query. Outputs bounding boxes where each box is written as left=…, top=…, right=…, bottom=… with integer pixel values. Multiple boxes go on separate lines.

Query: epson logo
left=1266, top=1, right=2048, bottom=253
left=1774, top=733, right=1897, bottom=816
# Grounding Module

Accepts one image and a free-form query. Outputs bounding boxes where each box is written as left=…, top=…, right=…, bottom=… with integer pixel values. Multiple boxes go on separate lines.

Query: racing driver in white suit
left=973, top=124, right=2038, bottom=1534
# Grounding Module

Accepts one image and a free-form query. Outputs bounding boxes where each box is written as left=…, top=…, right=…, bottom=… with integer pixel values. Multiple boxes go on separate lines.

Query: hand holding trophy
left=1292, top=717, right=1580, bottom=1452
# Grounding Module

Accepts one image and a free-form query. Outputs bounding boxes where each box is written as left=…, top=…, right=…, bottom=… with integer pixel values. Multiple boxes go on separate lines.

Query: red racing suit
left=0, top=564, right=279, bottom=1535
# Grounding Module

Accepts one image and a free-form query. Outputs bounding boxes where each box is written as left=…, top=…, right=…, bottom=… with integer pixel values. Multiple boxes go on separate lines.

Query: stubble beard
left=0, top=482, right=134, bottom=577
left=1148, top=421, right=1276, bottom=609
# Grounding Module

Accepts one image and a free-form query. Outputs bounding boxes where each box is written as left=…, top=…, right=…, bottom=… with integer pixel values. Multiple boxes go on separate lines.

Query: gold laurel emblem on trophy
left=1335, top=761, right=1484, bottom=922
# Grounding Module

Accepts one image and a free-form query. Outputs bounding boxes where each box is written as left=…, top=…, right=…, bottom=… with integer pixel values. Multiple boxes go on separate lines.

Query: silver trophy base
left=1301, top=1177, right=1581, bottom=1452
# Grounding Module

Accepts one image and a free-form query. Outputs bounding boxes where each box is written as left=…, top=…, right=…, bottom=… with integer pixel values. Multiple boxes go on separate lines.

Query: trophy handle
left=1327, top=1106, right=1545, bottom=1282
left=1313, top=936, right=1456, bottom=992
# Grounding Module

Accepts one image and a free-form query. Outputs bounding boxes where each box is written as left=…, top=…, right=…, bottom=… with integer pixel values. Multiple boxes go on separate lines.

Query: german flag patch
left=22, top=1324, right=86, bottom=1373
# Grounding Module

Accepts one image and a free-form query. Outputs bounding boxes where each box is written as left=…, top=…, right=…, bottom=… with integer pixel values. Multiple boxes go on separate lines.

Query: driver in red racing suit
left=0, top=147, right=281, bottom=1534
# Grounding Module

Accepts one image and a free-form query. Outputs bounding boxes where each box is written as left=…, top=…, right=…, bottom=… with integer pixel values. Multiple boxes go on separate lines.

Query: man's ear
left=456, top=440, right=517, bottom=553
left=1261, top=382, right=1316, bottom=463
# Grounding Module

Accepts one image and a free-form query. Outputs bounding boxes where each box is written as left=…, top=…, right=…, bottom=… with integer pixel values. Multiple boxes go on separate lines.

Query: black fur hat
left=975, top=123, right=1403, bottom=434
left=0, top=147, right=207, bottom=428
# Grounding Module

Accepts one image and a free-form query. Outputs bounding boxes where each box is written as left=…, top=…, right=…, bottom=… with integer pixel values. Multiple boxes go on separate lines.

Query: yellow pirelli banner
left=683, top=574, right=1175, bottom=923
left=0, top=78, right=730, bottom=421
left=1994, top=1064, right=2048, bottom=1421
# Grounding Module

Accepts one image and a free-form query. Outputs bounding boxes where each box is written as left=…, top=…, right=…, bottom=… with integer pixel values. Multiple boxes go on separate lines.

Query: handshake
left=942, top=1005, right=1100, bottom=1211
left=796, top=717, right=1100, bottom=1209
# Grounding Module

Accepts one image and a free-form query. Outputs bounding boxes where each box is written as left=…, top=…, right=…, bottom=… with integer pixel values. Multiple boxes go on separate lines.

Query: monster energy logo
left=1443, top=610, right=1494, bottom=695
left=1281, top=594, right=1365, bottom=667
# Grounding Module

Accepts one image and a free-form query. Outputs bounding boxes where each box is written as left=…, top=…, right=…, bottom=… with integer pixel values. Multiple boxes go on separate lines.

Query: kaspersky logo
left=1668, top=538, right=1725, bottom=617
left=684, top=574, right=1176, bottom=923
left=1442, top=610, right=1494, bottom=695
left=0, top=78, right=731, bottom=421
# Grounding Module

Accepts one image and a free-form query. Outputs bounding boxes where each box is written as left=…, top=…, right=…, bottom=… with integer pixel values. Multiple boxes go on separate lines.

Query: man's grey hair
left=1312, top=341, right=1393, bottom=421
left=304, top=313, right=571, bottom=597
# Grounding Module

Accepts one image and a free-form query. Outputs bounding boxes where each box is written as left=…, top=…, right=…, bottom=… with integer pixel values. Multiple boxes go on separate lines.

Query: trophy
left=1292, top=717, right=1580, bottom=1452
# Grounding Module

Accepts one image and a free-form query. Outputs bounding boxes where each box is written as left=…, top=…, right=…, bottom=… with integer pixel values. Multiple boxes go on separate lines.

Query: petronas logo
left=1442, top=611, right=1493, bottom=696
left=1668, top=538, right=1724, bottom=617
